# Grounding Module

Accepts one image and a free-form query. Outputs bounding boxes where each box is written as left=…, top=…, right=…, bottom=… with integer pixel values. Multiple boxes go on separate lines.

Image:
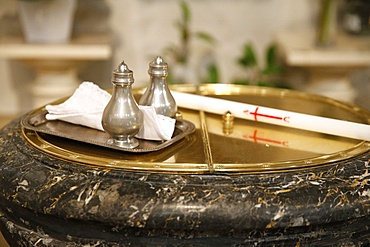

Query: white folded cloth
left=46, top=82, right=111, bottom=131
left=45, top=81, right=176, bottom=141
left=136, top=106, right=176, bottom=141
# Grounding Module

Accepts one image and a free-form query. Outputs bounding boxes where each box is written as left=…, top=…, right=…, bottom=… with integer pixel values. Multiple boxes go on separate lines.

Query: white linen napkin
left=45, top=81, right=176, bottom=141
left=136, top=106, right=176, bottom=141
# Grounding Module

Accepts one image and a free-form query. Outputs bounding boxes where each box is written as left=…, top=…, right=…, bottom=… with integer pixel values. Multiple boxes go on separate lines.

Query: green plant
left=203, top=62, right=219, bottom=84
left=233, top=43, right=288, bottom=88
left=316, top=0, right=335, bottom=46
left=164, top=0, right=219, bottom=84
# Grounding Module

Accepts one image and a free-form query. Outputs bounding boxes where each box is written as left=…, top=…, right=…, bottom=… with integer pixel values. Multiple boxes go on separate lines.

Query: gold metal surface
left=222, top=111, right=234, bottom=135
left=22, top=84, right=370, bottom=174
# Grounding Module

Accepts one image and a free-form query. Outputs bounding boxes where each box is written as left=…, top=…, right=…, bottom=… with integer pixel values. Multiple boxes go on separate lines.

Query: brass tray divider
left=199, top=111, right=214, bottom=174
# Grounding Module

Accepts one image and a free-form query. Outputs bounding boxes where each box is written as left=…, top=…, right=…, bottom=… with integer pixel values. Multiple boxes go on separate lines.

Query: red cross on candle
left=244, top=107, right=290, bottom=123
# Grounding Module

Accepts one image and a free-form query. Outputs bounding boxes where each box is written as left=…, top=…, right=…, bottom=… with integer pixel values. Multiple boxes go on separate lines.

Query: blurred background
left=0, top=1, right=369, bottom=245
left=0, top=0, right=369, bottom=118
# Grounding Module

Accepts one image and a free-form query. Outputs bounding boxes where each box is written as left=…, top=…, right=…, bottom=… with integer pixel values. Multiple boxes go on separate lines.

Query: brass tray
left=21, top=84, right=370, bottom=174
left=21, top=110, right=196, bottom=153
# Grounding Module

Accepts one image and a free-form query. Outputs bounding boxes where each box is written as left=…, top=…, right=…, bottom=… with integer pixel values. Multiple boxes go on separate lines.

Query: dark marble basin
left=1, top=85, right=370, bottom=246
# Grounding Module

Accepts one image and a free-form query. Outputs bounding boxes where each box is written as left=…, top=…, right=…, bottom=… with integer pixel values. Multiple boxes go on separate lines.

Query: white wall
left=0, top=0, right=317, bottom=115
left=0, top=0, right=18, bottom=115
left=106, top=0, right=316, bottom=86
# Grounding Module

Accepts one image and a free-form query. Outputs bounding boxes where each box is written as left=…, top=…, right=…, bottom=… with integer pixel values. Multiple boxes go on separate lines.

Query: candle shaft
left=172, top=91, right=370, bottom=142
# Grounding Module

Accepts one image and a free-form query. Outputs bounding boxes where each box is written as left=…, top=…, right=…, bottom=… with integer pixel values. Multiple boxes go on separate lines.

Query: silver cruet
left=139, top=56, right=177, bottom=117
left=102, top=61, right=143, bottom=149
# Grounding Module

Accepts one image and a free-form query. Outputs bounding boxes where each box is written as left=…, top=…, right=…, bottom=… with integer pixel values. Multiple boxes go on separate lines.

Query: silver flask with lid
left=102, top=61, right=143, bottom=149
left=139, top=56, right=177, bottom=117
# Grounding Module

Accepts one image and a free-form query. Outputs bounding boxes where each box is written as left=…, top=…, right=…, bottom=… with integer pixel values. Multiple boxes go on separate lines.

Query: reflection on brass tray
left=21, top=110, right=196, bottom=153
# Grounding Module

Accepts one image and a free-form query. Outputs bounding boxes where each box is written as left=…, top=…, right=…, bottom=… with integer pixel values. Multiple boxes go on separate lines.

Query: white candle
left=172, top=91, right=370, bottom=142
